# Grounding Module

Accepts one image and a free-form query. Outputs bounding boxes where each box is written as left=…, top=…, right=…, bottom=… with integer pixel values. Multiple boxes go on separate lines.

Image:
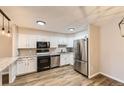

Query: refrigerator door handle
left=75, top=59, right=87, bottom=63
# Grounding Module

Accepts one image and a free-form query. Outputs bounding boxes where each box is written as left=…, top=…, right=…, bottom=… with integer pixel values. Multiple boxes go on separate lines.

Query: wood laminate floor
left=5, top=66, right=124, bottom=86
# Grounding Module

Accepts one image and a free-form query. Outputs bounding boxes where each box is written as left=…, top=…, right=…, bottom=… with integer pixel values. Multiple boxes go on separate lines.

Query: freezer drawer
left=74, top=60, right=88, bottom=76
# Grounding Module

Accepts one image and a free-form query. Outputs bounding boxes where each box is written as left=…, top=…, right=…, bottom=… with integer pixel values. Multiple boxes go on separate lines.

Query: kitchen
left=0, top=6, right=124, bottom=86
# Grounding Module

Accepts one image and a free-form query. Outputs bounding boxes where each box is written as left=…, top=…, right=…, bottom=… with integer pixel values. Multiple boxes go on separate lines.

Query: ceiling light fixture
left=7, top=21, right=11, bottom=37
left=119, top=17, right=124, bottom=37
left=1, top=15, right=5, bottom=35
left=0, top=9, right=11, bottom=37
left=68, top=28, right=75, bottom=31
left=36, top=21, right=46, bottom=26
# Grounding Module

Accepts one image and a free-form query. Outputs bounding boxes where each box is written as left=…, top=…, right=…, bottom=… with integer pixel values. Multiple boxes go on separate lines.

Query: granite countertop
left=18, top=55, right=36, bottom=58
left=58, top=52, right=74, bottom=54
left=0, top=57, right=18, bottom=72
left=0, top=52, right=73, bottom=72
left=18, top=52, right=74, bottom=58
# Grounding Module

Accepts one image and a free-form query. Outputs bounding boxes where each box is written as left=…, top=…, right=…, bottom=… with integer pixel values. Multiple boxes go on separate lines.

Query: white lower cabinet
left=60, top=54, right=67, bottom=66
left=17, top=58, right=26, bottom=75
left=16, top=57, right=37, bottom=76
left=27, top=57, right=37, bottom=73
left=69, top=53, right=74, bottom=65
left=60, top=53, right=74, bottom=66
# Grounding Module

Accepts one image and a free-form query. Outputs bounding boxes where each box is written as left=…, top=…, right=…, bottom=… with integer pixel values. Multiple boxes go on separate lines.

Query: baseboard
left=60, top=64, right=70, bottom=67
left=88, top=72, right=100, bottom=79
left=16, top=71, right=37, bottom=77
left=100, top=72, right=124, bottom=83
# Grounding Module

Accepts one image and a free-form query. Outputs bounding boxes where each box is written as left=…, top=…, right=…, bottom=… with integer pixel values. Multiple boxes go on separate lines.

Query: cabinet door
left=67, top=53, right=74, bottom=65
left=27, top=57, right=37, bottom=73
left=27, top=36, right=35, bottom=48
left=60, top=54, right=67, bottom=66
left=67, top=38, right=73, bottom=47
left=17, top=59, right=26, bottom=75
left=64, top=54, right=70, bottom=65
left=60, top=53, right=74, bottom=66
left=62, top=37, right=68, bottom=45
left=60, top=54, right=64, bottom=66
left=32, top=36, right=36, bottom=48
left=50, top=37, right=58, bottom=48
left=58, top=37, right=67, bottom=45
left=70, top=53, right=74, bottom=65
left=18, top=34, right=37, bottom=48
left=17, top=57, right=37, bottom=76
left=18, top=34, right=27, bottom=48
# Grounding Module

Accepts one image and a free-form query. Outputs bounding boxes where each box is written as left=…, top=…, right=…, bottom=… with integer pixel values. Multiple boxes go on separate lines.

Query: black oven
left=37, top=49, right=49, bottom=53
left=37, top=56, right=50, bottom=72
left=36, top=41, right=50, bottom=72
left=37, top=42, right=50, bottom=48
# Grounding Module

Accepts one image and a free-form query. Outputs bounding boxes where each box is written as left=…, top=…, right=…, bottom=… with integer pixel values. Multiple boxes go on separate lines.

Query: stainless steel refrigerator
left=73, top=38, right=88, bottom=76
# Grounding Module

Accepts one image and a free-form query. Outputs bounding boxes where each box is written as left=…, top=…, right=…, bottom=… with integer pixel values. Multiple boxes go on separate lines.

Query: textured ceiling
left=0, top=6, right=124, bottom=34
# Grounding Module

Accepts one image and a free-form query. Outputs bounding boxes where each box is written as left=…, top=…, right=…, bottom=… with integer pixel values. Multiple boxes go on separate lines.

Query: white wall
left=12, top=24, right=18, bottom=57
left=100, top=17, right=124, bottom=82
left=88, top=24, right=100, bottom=78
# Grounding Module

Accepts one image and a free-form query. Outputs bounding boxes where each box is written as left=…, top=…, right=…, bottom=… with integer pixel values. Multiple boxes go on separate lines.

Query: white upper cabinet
left=18, top=34, right=27, bottom=48
left=50, top=37, right=58, bottom=48
left=18, top=34, right=36, bottom=48
left=67, top=37, right=74, bottom=47
left=18, top=31, right=74, bottom=49
left=57, top=37, right=68, bottom=46
left=50, top=36, right=68, bottom=48
left=27, top=35, right=36, bottom=48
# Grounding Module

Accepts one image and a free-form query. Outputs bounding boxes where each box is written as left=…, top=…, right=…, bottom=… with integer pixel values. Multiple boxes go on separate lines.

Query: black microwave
left=37, top=42, right=50, bottom=48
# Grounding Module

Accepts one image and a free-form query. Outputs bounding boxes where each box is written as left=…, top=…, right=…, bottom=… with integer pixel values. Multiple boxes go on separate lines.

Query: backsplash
left=49, top=48, right=67, bottom=53
left=18, top=49, right=36, bottom=56
left=18, top=47, right=70, bottom=56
